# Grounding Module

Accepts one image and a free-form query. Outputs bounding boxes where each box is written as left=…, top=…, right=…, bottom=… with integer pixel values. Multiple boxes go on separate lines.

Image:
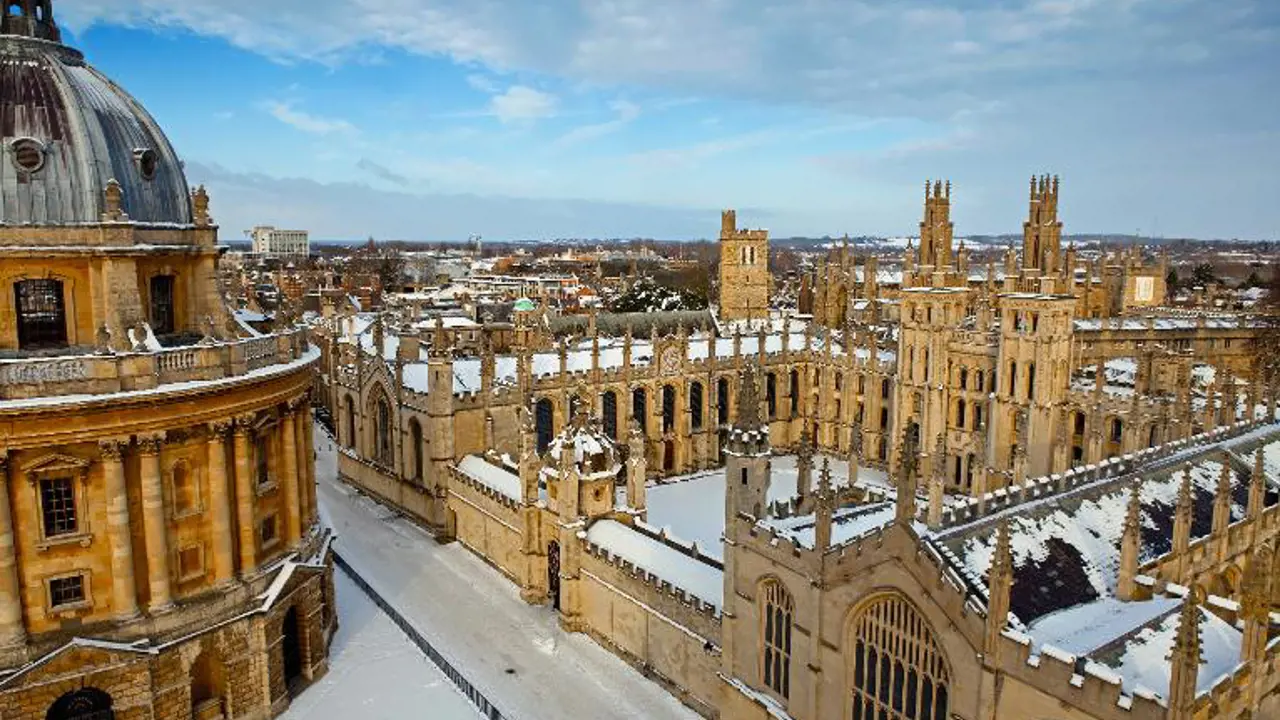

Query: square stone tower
left=718, top=209, right=771, bottom=321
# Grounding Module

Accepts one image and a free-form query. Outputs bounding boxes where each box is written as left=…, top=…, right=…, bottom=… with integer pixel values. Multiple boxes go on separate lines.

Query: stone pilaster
left=206, top=421, right=236, bottom=585
left=281, top=404, right=302, bottom=545
left=99, top=439, right=139, bottom=619
left=233, top=414, right=259, bottom=576
left=138, top=434, right=173, bottom=612
left=0, top=452, right=26, bottom=647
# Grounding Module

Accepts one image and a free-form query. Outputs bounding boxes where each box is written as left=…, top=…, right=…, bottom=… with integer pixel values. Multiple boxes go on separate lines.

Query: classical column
left=304, top=405, right=318, bottom=526
left=233, top=415, right=259, bottom=577
left=281, top=405, right=302, bottom=545
left=293, top=409, right=310, bottom=530
left=0, top=453, right=26, bottom=646
left=99, top=440, right=138, bottom=619
left=206, top=422, right=236, bottom=585
left=138, top=434, right=173, bottom=612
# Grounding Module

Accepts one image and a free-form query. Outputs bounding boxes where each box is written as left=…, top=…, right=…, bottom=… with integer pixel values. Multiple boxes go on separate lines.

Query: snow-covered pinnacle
left=735, top=361, right=763, bottom=431
left=547, top=414, right=621, bottom=480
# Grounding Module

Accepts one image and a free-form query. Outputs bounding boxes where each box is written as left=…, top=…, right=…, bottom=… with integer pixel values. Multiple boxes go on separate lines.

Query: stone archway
left=47, top=688, right=114, bottom=720
left=281, top=606, right=304, bottom=694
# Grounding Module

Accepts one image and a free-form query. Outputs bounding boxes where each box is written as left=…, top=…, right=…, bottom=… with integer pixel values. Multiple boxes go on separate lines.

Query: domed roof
left=0, top=2, right=192, bottom=226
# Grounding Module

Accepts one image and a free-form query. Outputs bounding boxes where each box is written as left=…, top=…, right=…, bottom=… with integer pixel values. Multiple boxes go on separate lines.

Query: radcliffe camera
left=1, top=2, right=1277, bottom=719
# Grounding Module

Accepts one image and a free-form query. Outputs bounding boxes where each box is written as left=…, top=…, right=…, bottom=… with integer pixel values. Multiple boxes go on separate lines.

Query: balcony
left=0, top=328, right=311, bottom=403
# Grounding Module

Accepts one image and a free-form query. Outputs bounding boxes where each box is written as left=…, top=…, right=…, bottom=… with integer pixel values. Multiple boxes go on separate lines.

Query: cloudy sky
left=57, top=0, right=1279, bottom=241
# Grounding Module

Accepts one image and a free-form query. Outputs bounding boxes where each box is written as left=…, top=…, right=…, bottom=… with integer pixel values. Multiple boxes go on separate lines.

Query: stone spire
left=895, top=424, right=920, bottom=525
left=984, top=520, right=1013, bottom=659
left=1172, top=464, right=1194, bottom=569
left=1117, top=483, right=1143, bottom=601
left=1167, top=594, right=1203, bottom=720
left=795, top=424, right=814, bottom=500
left=927, top=434, right=946, bottom=528
left=1248, top=447, right=1266, bottom=520
left=814, top=459, right=835, bottom=551
left=1211, top=455, right=1233, bottom=538
left=1240, top=544, right=1272, bottom=666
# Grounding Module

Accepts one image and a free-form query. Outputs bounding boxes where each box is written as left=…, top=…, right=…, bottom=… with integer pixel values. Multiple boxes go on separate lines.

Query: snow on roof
left=758, top=502, right=897, bottom=549
left=457, top=455, right=522, bottom=502
left=584, top=519, right=723, bottom=610
left=1094, top=606, right=1242, bottom=697
left=1027, top=596, right=1180, bottom=657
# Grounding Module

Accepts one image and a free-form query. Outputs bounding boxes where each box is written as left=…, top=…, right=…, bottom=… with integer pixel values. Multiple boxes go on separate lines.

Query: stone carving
left=0, top=359, right=87, bottom=386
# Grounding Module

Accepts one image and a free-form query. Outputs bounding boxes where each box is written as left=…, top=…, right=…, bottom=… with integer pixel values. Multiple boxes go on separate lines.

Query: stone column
left=293, top=409, right=310, bottom=530
left=206, top=422, right=236, bottom=585
left=233, top=415, right=259, bottom=577
left=0, top=453, right=26, bottom=647
left=303, top=405, right=318, bottom=526
left=138, top=434, right=173, bottom=612
left=99, top=440, right=138, bottom=620
left=281, top=405, right=302, bottom=545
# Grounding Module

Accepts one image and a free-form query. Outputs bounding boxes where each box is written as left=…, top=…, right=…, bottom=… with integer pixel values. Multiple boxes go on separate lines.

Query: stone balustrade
left=0, top=328, right=309, bottom=402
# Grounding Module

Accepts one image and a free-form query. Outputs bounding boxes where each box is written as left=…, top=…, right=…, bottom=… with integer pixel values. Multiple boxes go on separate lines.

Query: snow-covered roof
left=1093, top=605, right=1242, bottom=698
left=456, top=455, right=522, bottom=502
left=584, top=519, right=723, bottom=610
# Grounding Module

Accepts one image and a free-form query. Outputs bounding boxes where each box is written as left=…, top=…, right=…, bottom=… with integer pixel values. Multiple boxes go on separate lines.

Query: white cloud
left=262, top=100, right=356, bottom=135
left=488, top=86, right=557, bottom=123
left=552, top=100, right=640, bottom=147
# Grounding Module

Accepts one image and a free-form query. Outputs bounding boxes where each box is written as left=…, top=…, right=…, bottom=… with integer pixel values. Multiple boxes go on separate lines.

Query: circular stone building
left=0, top=3, right=333, bottom=719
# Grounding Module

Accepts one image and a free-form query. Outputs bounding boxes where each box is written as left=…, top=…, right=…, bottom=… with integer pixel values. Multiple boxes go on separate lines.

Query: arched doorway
left=190, top=650, right=225, bottom=717
left=281, top=606, right=304, bottom=693
left=47, top=688, right=113, bottom=720
left=547, top=541, right=561, bottom=610
left=663, top=440, right=675, bottom=472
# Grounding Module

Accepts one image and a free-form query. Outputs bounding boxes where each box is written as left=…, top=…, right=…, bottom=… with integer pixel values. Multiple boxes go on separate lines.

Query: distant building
left=250, top=225, right=310, bottom=257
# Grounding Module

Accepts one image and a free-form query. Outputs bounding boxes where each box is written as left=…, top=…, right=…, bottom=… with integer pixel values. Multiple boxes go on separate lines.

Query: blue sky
left=55, top=0, right=1280, bottom=241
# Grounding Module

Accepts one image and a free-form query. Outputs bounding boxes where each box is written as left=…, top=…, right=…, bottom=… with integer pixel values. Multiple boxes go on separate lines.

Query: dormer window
left=135, top=148, right=158, bottom=181
left=9, top=137, right=45, bottom=174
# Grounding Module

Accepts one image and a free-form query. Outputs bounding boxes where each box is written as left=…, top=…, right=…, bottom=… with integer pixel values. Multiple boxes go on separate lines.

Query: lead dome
left=0, top=1, right=192, bottom=225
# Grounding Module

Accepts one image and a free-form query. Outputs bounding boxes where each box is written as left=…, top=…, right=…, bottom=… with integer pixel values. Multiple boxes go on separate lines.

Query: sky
left=53, top=0, right=1280, bottom=242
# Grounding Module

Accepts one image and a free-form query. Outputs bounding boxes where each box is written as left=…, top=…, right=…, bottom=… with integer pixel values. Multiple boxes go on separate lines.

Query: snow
left=280, top=569, right=480, bottom=720
left=1098, top=606, right=1242, bottom=697
left=1027, top=597, right=1180, bottom=656
left=758, top=502, right=896, bottom=549
left=584, top=519, right=723, bottom=610
left=456, top=455, right=522, bottom=502
left=315, top=425, right=699, bottom=720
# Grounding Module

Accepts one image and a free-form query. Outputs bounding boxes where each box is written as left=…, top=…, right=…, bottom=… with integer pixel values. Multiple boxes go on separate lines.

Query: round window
left=136, top=148, right=158, bottom=181
left=10, top=138, right=45, bottom=174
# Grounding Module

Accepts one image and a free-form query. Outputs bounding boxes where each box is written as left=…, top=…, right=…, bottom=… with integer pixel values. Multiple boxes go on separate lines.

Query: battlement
left=581, top=536, right=722, bottom=620
left=720, top=208, right=768, bottom=242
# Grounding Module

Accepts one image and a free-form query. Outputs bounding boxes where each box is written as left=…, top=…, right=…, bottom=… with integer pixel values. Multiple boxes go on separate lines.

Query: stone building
left=318, top=178, right=1276, bottom=717
left=718, top=210, right=770, bottom=322
left=0, top=4, right=333, bottom=718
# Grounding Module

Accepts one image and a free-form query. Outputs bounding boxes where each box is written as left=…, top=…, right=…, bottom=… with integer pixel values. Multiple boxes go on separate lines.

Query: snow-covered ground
left=281, top=570, right=480, bottom=719
left=315, top=425, right=699, bottom=720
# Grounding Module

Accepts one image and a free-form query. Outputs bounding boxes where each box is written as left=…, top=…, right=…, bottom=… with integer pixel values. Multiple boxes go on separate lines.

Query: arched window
left=690, top=382, right=704, bottom=431
left=975, top=370, right=984, bottom=391
left=834, top=372, right=843, bottom=392
left=1073, top=412, right=1086, bottom=436
left=956, top=399, right=966, bottom=429
left=344, top=395, right=356, bottom=449
left=190, top=650, right=225, bottom=716
left=766, top=373, right=777, bottom=419
left=974, top=403, right=984, bottom=429
left=602, top=391, right=618, bottom=440
left=1110, top=417, right=1123, bottom=443
left=47, top=688, right=114, bottom=720
left=761, top=580, right=794, bottom=699
left=14, top=278, right=68, bottom=350
left=879, top=407, right=889, bottom=431
left=1027, top=362, right=1036, bottom=399
left=959, top=367, right=968, bottom=390
left=662, top=385, right=676, bottom=433
left=375, top=398, right=393, bottom=465
left=1008, top=361, right=1018, bottom=397
left=849, top=594, right=950, bottom=720
left=149, top=274, right=176, bottom=336
left=790, top=370, right=800, bottom=416
left=1148, top=424, right=1158, bottom=448
left=718, top=378, right=730, bottom=425
left=633, top=388, right=648, bottom=437
left=535, top=398, right=554, bottom=453
left=881, top=379, right=890, bottom=399
left=409, top=418, right=424, bottom=481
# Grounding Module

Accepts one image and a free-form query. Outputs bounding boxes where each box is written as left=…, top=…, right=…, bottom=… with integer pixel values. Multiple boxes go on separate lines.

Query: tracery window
left=409, top=418, right=424, bottom=481
left=602, top=391, right=618, bottom=440
left=850, top=594, right=950, bottom=720
left=689, top=382, right=704, bottom=431
left=375, top=398, right=393, bottom=466
left=536, top=398, right=555, bottom=453
left=662, top=385, right=676, bottom=433
left=766, top=373, right=777, bottom=419
left=761, top=580, right=793, bottom=699
left=718, top=378, right=730, bottom=425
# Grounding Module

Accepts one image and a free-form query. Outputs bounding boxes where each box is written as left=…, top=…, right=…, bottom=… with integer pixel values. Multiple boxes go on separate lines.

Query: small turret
left=724, top=363, right=771, bottom=526
left=984, top=520, right=1013, bottom=660
left=1117, top=482, right=1143, bottom=601
left=1166, top=595, right=1203, bottom=720
left=813, top=459, right=835, bottom=552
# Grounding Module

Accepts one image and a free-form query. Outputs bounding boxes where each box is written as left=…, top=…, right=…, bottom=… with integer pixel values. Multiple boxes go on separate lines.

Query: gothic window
left=965, top=453, right=975, bottom=489
left=959, top=367, right=968, bottom=390
left=1073, top=412, right=1086, bottom=436
left=766, top=373, right=777, bottom=419
left=603, top=391, right=618, bottom=440
left=718, top=378, right=730, bottom=425
left=536, top=398, right=555, bottom=453
left=761, top=579, right=793, bottom=699
left=344, top=395, right=356, bottom=450
left=662, top=385, right=676, bottom=433
left=1027, top=362, right=1036, bottom=400
left=878, top=438, right=888, bottom=461
left=880, top=407, right=889, bottom=431
left=974, top=403, right=984, bottom=429
left=1148, top=425, right=1158, bottom=448
left=881, top=379, right=890, bottom=400
left=834, top=372, right=843, bottom=392
left=975, top=370, right=984, bottom=391
left=409, top=418, right=424, bottom=481
left=1110, top=418, right=1124, bottom=443
left=14, top=278, right=68, bottom=350
left=149, top=274, right=176, bottom=336
left=849, top=594, right=950, bottom=720
left=956, top=399, right=966, bottom=429
left=375, top=399, right=393, bottom=465
left=790, top=370, right=800, bottom=416
left=39, top=477, right=77, bottom=538
left=923, top=350, right=930, bottom=383
left=633, top=388, right=648, bottom=437
left=1008, top=361, right=1018, bottom=397
left=690, top=382, right=704, bottom=431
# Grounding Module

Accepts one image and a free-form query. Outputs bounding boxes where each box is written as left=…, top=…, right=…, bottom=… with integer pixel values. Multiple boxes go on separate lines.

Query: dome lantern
left=1, top=1, right=61, bottom=43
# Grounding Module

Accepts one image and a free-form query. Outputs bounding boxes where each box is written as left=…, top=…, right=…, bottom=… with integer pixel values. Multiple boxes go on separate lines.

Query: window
left=135, top=148, right=159, bottom=181
left=172, top=462, right=197, bottom=515
left=662, top=385, right=676, bottom=434
left=959, top=367, right=968, bottom=390
left=344, top=395, right=356, bottom=449
left=1110, top=418, right=1124, bottom=443
left=178, top=545, right=204, bottom=582
left=956, top=400, right=966, bottom=429
left=48, top=574, right=86, bottom=610
left=850, top=594, right=950, bottom=720
left=766, top=373, right=777, bottom=419
left=375, top=398, right=393, bottom=465
left=1008, top=361, right=1018, bottom=396
left=255, top=435, right=271, bottom=487
left=690, top=382, right=704, bottom=431
left=881, top=379, right=890, bottom=399
left=975, top=370, right=984, bottom=391
left=880, top=407, right=889, bottom=431
left=761, top=580, right=793, bottom=699
left=14, top=278, right=68, bottom=350
left=633, top=388, right=648, bottom=437
left=603, top=391, right=618, bottom=440
left=790, top=370, right=800, bottom=416
left=974, top=404, right=984, bottom=429
left=260, top=514, right=278, bottom=548
left=409, top=419, right=424, bottom=481
left=718, top=378, right=730, bottom=425
left=149, top=275, right=176, bottom=335
left=40, top=477, right=77, bottom=538
left=536, top=398, right=555, bottom=453
left=1074, top=412, right=1086, bottom=435
left=9, top=137, right=45, bottom=173
left=1027, top=362, right=1036, bottom=400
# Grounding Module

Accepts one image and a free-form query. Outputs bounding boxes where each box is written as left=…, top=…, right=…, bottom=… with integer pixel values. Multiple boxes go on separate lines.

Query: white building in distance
left=250, top=225, right=310, bottom=257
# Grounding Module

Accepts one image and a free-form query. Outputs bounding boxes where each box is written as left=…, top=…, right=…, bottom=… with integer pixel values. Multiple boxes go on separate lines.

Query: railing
left=332, top=553, right=508, bottom=720
left=0, top=328, right=310, bottom=403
